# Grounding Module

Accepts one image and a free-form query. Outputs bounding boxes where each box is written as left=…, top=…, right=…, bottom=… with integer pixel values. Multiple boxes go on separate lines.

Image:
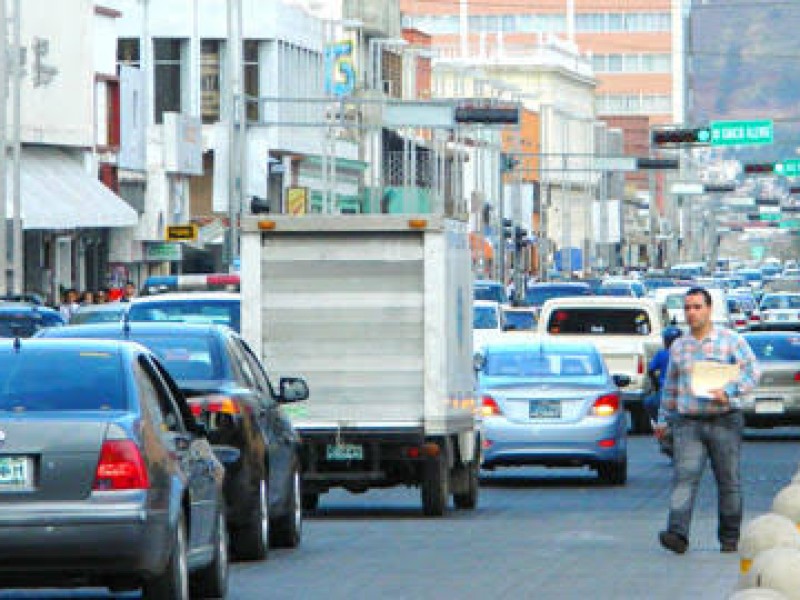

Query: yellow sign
left=165, top=224, right=198, bottom=242
left=286, top=187, right=308, bottom=216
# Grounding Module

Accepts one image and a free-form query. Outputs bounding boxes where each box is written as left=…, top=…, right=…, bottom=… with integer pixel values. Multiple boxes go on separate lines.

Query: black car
left=0, top=339, right=229, bottom=597
left=0, top=303, right=64, bottom=338
left=40, top=322, right=309, bottom=560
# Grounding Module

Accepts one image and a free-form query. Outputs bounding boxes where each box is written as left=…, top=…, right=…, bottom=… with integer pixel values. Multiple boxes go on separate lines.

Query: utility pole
left=226, top=0, right=243, bottom=270
left=0, top=0, right=8, bottom=296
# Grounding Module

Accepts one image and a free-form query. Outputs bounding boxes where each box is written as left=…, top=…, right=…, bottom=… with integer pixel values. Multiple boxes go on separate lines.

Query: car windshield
left=760, top=295, right=800, bottom=310
left=128, top=335, right=225, bottom=381
left=484, top=350, right=604, bottom=377
left=525, top=286, right=591, bottom=306
left=546, top=308, right=653, bottom=335
left=70, top=308, right=126, bottom=325
left=745, top=336, right=800, bottom=362
left=0, top=348, right=127, bottom=411
left=474, top=285, right=506, bottom=304
left=504, top=311, right=536, bottom=331
left=127, top=300, right=240, bottom=332
left=474, top=305, right=499, bottom=329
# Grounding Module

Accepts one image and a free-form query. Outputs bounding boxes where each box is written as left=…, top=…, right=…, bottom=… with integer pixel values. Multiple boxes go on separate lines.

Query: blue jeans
left=666, top=411, right=744, bottom=545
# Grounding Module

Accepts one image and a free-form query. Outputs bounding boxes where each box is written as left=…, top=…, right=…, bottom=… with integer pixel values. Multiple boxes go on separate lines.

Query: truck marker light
left=258, top=220, right=277, bottom=230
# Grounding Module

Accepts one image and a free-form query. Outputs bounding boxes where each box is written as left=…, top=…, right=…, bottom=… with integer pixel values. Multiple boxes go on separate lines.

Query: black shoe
left=659, top=530, right=688, bottom=554
left=720, top=541, right=738, bottom=553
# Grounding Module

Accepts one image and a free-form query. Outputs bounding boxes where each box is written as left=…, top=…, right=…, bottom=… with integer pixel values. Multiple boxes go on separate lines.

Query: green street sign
left=760, top=213, right=781, bottom=221
left=710, top=120, right=773, bottom=147
left=779, top=220, right=800, bottom=229
left=774, top=159, right=800, bottom=177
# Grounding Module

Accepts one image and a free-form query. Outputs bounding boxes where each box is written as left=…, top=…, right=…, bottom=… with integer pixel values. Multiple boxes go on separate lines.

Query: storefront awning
left=7, top=146, right=138, bottom=230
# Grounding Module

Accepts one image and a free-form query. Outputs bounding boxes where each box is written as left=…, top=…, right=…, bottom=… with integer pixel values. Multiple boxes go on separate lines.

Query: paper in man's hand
left=690, top=360, right=740, bottom=398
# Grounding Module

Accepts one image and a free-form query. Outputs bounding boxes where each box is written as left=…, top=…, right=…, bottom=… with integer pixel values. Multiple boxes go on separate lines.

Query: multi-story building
left=4, top=1, right=138, bottom=301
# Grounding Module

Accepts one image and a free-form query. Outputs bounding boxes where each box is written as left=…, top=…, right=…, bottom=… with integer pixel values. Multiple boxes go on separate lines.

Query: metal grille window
left=244, top=40, right=260, bottom=122
left=117, top=38, right=140, bottom=70
left=154, top=38, right=183, bottom=124
left=201, top=40, right=222, bottom=124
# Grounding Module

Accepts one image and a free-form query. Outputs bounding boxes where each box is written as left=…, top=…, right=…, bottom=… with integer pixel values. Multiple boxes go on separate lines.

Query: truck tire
left=452, top=460, right=479, bottom=510
left=421, top=453, right=448, bottom=517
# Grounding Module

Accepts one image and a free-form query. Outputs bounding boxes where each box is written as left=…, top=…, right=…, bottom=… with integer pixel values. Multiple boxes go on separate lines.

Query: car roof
left=528, top=282, right=590, bottom=288
left=474, top=280, right=503, bottom=288
left=0, top=303, right=59, bottom=315
left=540, top=296, right=659, bottom=308
left=39, top=321, right=231, bottom=338
left=0, top=337, right=139, bottom=357
left=131, top=292, right=240, bottom=303
left=481, top=337, right=600, bottom=354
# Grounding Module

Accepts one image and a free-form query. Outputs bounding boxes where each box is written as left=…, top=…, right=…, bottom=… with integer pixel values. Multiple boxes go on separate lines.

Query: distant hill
left=690, top=0, right=800, bottom=161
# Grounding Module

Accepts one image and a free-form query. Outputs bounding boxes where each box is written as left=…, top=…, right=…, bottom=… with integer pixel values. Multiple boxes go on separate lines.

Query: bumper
left=0, top=492, right=170, bottom=580
left=480, top=416, right=626, bottom=468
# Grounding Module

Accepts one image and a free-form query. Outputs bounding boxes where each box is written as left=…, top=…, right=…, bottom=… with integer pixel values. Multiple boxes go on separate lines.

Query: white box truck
left=240, top=215, right=479, bottom=516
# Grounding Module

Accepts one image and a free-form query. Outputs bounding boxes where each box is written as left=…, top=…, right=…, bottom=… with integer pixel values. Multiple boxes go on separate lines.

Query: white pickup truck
left=537, top=296, right=668, bottom=433
left=239, top=215, right=479, bottom=516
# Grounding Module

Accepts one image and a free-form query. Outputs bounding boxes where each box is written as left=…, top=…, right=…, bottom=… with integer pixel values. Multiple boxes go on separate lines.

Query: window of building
left=607, top=54, right=623, bottom=72
left=153, top=38, right=183, bottom=124
left=117, top=38, right=140, bottom=70
left=244, top=40, right=260, bottom=122
left=201, top=39, right=222, bottom=124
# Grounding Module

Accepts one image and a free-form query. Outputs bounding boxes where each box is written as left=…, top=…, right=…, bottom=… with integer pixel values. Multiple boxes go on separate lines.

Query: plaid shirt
left=659, top=327, right=760, bottom=420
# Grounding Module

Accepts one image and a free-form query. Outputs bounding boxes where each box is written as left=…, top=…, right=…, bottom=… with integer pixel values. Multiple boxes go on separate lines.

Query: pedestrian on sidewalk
left=656, top=286, right=760, bottom=555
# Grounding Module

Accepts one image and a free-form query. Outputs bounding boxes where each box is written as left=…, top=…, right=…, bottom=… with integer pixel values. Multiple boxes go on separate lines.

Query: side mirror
left=612, top=374, right=631, bottom=388
left=279, top=377, right=309, bottom=403
left=473, top=352, right=486, bottom=372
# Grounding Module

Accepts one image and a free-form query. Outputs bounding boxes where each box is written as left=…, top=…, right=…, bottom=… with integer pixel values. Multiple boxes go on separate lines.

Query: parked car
left=741, top=332, right=800, bottom=427
left=39, top=322, right=308, bottom=559
left=474, top=280, right=508, bottom=305
left=69, top=303, right=128, bottom=325
left=0, top=338, right=229, bottom=597
left=475, top=339, right=630, bottom=484
left=753, top=293, right=800, bottom=331
left=127, top=292, right=241, bottom=332
left=0, top=303, right=64, bottom=338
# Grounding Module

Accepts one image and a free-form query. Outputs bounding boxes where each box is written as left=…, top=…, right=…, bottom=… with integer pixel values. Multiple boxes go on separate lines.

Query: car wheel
left=598, top=458, right=628, bottom=486
left=301, top=492, right=319, bottom=512
left=142, top=513, right=189, bottom=600
left=453, top=459, right=479, bottom=510
left=420, top=452, right=448, bottom=517
left=270, top=465, right=303, bottom=548
left=191, top=511, right=229, bottom=599
left=231, top=478, right=270, bottom=561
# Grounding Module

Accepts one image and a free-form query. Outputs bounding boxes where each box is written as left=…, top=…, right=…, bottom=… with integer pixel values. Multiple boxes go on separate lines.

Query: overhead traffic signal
left=743, top=163, right=775, bottom=174
left=651, top=127, right=711, bottom=147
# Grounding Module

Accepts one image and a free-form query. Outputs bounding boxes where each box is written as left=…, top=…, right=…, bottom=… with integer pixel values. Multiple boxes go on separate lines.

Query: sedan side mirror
left=279, top=377, right=309, bottom=403
left=612, top=374, right=631, bottom=388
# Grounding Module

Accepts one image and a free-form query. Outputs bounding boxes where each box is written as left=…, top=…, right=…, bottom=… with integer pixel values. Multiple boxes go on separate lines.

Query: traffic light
left=743, top=163, right=775, bottom=174
left=651, top=128, right=711, bottom=147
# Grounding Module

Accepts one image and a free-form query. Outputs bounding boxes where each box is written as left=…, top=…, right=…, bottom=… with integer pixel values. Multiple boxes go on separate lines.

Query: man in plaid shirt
left=656, top=287, right=760, bottom=555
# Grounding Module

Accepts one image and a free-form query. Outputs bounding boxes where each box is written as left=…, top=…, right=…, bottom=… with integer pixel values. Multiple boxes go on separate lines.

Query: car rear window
left=504, top=311, right=536, bottom=331
left=474, top=305, right=499, bottom=329
left=128, top=300, right=240, bottom=332
left=0, top=314, right=55, bottom=338
left=745, top=336, right=800, bottom=362
left=474, top=285, right=507, bottom=304
left=485, top=350, right=604, bottom=377
left=547, top=308, right=653, bottom=335
left=130, top=335, right=224, bottom=381
left=0, top=349, right=127, bottom=411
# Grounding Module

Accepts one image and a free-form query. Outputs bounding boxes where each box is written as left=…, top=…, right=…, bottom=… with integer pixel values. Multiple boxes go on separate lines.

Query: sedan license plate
left=755, top=398, right=784, bottom=414
left=326, top=444, right=364, bottom=461
left=529, top=400, right=561, bottom=419
left=0, top=456, right=32, bottom=489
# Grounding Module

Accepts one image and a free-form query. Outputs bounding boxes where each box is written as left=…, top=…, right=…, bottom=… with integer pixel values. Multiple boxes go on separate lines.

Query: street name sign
left=710, top=120, right=773, bottom=147
left=774, top=159, right=800, bottom=176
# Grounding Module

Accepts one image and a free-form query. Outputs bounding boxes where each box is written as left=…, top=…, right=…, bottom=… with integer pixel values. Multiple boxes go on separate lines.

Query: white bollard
left=772, top=484, right=800, bottom=532
left=729, top=589, right=788, bottom=600
left=738, top=513, right=800, bottom=579
left=739, top=547, right=800, bottom=600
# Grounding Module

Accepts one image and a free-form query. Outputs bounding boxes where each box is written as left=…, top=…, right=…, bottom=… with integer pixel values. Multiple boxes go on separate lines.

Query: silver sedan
left=475, top=339, right=630, bottom=485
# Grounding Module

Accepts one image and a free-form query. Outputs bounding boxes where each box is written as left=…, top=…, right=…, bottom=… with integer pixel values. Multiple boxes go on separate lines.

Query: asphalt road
left=3, top=429, right=799, bottom=600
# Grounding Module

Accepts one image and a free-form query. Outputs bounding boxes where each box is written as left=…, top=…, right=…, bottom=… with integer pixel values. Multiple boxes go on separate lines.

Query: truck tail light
left=480, top=395, right=503, bottom=417
left=93, top=439, right=149, bottom=491
left=592, top=393, right=620, bottom=417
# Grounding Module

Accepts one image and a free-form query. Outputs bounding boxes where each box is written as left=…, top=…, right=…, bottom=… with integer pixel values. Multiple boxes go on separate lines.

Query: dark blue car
left=0, top=303, right=64, bottom=338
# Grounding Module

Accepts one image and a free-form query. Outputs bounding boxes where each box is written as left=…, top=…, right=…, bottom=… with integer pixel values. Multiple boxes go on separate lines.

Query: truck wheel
left=453, top=460, right=479, bottom=510
left=421, top=453, right=448, bottom=517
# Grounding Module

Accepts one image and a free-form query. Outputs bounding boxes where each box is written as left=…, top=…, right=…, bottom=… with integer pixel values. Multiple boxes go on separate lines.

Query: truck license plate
left=755, top=399, right=784, bottom=414
left=326, top=444, right=364, bottom=461
left=529, top=400, right=561, bottom=419
left=0, top=456, right=32, bottom=488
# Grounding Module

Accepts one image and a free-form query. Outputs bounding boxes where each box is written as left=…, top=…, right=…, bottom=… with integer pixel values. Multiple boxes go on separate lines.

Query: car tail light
left=750, top=314, right=761, bottom=322
left=187, top=396, right=240, bottom=416
left=592, top=393, right=620, bottom=417
left=637, top=356, right=644, bottom=375
left=598, top=438, right=616, bottom=448
left=794, top=372, right=800, bottom=382
left=93, top=440, right=149, bottom=491
left=480, top=395, right=503, bottom=417
left=735, top=319, right=747, bottom=327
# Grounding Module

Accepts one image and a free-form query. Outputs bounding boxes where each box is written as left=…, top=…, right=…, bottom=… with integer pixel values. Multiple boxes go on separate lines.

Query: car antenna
left=122, top=309, right=131, bottom=340
left=13, top=336, right=21, bottom=352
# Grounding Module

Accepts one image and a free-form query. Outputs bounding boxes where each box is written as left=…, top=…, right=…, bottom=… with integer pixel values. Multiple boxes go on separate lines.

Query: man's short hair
left=686, top=286, right=712, bottom=306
